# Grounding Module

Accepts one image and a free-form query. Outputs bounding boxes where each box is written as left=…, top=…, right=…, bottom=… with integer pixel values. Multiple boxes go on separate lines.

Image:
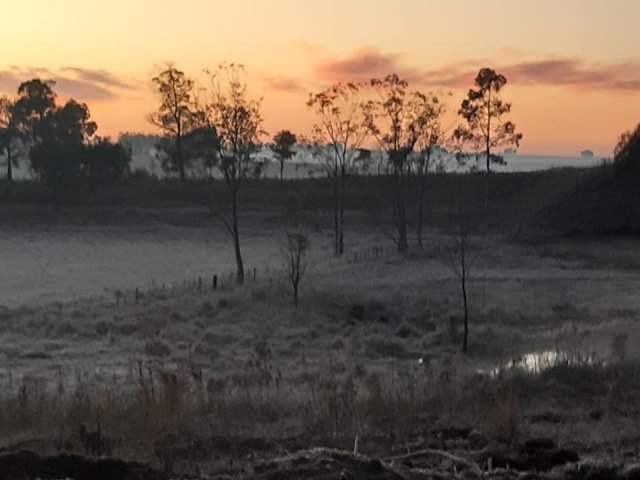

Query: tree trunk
left=231, top=189, right=244, bottom=285
left=6, top=148, right=13, bottom=182
left=280, top=160, right=284, bottom=180
left=461, top=248, right=469, bottom=354
left=332, top=160, right=340, bottom=256
left=339, top=163, right=346, bottom=256
left=333, top=179, right=339, bottom=256
left=395, top=167, right=408, bottom=254
left=176, top=132, right=185, bottom=182
left=416, top=149, right=431, bottom=249
left=485, top=140, right=491, bottom=173
left=486, top=87, right=492, bottom=174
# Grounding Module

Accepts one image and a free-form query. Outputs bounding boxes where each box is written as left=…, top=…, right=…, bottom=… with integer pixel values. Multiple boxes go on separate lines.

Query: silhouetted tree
left=205, top=63, right=264, bottom=284
left=614, top=123, right=640, bottom=175
left=84, top=138, right=131, bottom=183
left=27, top=97, right=98, bottom=184
left=453, top=68, right=522, bottom=173
left=30, top=137, right=130, bottom=191
left=13, top=79, right=57, bottom=145
left=413, top=94, right=447, bottom=249
left=308, top=82, right=372, bottom=256
left=284, top=232, right=309, bottom=308
left=156, top=125, right=220, bottom=177
left=0, top=96, right=20, bottom=181
left=47, top=99, right=98, bottom=144
left=368, top=74, right=441, bottom=253
left=270, top=130, right=297, bottom=180
left=148, top=66, right=196, bottom=181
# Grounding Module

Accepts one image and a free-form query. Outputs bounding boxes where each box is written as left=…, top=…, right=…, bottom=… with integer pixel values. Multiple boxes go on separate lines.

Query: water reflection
left=479, top=349, right=603, bottom=377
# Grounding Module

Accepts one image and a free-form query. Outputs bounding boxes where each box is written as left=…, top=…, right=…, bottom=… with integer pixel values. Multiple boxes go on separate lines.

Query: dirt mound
left=0, top=449, right=166, bottom=480
left=251, top=448, right=405, bottom=480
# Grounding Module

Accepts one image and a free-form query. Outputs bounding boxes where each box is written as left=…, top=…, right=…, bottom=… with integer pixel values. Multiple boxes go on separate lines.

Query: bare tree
left=148, top=65, right=196, bottom=181
left=453, top=68, right=522, bottom=173
left=308, top=83, right=371, bottom=256
left=283, top=232, right=309, bottom=308
left=446, top=203, right=480, bottom=355
left=270, top=130, right=297, bottom=180
left=368, top=74, right=440, bottom=253
left=205, top=63, right=264, bottom=285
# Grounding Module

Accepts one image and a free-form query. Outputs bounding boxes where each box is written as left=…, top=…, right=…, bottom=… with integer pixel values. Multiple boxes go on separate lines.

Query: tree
left=447, top=205, right=472, bottom=354
left=453, top=68, right=522, bottom=173
left=270, top=130, right=297, bottom=180
left=413, top=94, right=447, bottom=249
left=205, top=63, right=264, bottom=284
left=84, top=138, right=131, bottom=183
left=156, top=125, right=220, bottom=177
left=13, top=79, right=57, bottom=144
left=308, top=82, right=372, bottom=256
left=30, top=137, right=131, bottom=191
left=0, top=96, right=20, bottom=181
left=613, top=123, right=640, bottom=175
left=284, top=232, right=309, bottom=308
left=47, top=99, right=98, bottom=144
left=148, top=66, right=196, bottom=181
left=368, top=74, right=440, bottom=253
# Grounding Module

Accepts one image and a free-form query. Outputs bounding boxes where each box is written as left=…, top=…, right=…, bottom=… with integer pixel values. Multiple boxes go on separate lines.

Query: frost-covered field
left=2, top=221, right=640, bottom=386
left=0, top=224, right=299, bottom=308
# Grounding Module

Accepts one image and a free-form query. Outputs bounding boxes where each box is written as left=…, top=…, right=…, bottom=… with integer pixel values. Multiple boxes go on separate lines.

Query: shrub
left=29, top=137, right=131, bottom=192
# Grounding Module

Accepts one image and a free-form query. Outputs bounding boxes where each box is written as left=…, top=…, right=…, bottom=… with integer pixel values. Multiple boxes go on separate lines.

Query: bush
left=29, top=138, right=131, bottom=192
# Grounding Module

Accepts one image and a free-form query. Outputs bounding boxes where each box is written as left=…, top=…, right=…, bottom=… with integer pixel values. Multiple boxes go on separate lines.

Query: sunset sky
left=1, top=0, right=639, bottom=156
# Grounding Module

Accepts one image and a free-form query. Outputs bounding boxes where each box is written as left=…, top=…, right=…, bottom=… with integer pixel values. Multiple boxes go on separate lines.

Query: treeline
left=2, top=62, right=638, bottom=284
left=0, top=80, right=130, bottom=190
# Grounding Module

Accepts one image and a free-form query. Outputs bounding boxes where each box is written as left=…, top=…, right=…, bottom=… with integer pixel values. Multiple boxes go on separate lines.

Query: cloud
left=314, top=46, right=424, bottom=84
left=314, top=46, right=640, bottom=93
left=264, top=75, right=306, bottom=93
left=60, top=67, right=139, bottom=91
left=0, top=66, right=140, bottom=100
left=422, top=57, right=640, bottom=92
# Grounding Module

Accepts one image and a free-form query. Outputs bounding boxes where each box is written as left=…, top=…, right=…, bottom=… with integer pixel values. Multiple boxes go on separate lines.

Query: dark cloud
left=264, top=76, right=306, bottom=93
left=0, top=66, right=140, bottom=100
left=314, top=47, right=640, bottom=92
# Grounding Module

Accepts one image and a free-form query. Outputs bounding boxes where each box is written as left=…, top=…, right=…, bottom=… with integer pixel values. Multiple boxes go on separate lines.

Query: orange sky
left=2, top=0, right=639, bottom=156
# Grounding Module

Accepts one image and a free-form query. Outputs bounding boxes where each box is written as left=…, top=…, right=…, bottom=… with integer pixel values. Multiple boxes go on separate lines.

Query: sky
left=1, top=0, right=639, bottom=156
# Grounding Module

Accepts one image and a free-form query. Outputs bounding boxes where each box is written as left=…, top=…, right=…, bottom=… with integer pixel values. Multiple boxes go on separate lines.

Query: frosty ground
left=1, top=171, right=640, bottom=478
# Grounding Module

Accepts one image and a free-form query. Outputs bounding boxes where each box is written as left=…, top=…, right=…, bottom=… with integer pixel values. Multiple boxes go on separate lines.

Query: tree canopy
left=453, top=68, right=522, bottom=173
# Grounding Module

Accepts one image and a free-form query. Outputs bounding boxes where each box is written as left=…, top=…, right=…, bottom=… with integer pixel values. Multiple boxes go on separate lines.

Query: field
left=1, top=170, right=640, bottom=479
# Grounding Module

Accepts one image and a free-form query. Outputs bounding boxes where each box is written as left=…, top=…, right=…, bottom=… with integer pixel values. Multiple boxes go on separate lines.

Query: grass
left=0, top=168, right=587, bottom=233
left=2, top=344, right=640, bottom=475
